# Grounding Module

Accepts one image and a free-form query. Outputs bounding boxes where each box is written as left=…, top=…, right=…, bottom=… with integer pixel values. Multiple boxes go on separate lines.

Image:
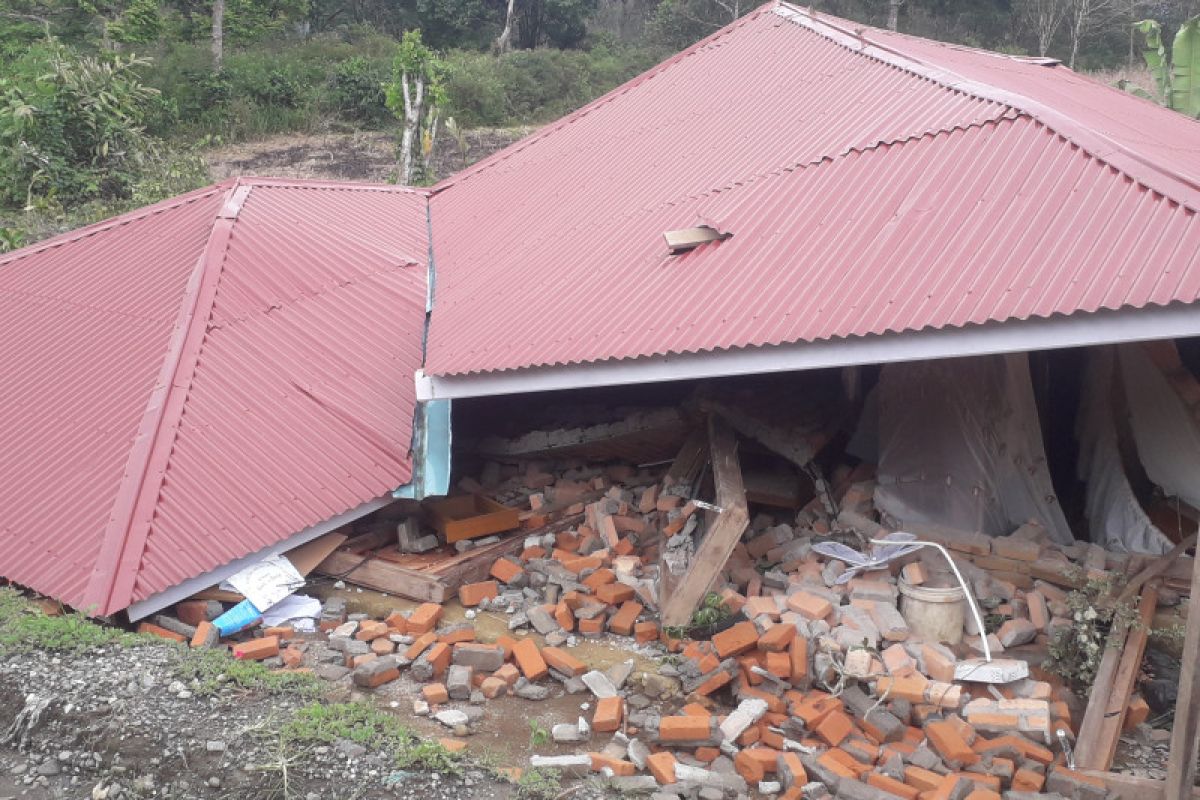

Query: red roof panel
left=0, top=179, right=428, bottom=614
left=424, top=2, right=1200, bottom=377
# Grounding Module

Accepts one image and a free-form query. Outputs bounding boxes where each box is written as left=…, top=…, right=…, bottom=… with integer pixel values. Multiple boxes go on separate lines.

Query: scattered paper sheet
left=260, top=594, right=322, bottom=631
left=222, top=555, right=305, bottom=611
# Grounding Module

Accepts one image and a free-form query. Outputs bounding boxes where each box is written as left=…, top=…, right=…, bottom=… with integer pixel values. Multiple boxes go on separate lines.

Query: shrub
left=330, top=56, right=389, bottom=124
left=0, top=42, right=161, bottom=208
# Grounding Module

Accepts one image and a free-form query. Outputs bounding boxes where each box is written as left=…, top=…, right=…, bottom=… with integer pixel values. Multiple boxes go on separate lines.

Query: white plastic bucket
left=897, top=575, right=965, bottom=644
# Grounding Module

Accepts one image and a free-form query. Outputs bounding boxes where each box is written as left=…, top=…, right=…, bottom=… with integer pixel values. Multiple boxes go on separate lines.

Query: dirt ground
left=0, top=585, right=672, bottom=800
left=205, top=126, right=533, bottom=186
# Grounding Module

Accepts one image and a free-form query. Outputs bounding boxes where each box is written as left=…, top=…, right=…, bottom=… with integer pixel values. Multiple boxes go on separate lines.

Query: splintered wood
left=659, top=416, right=750, bottom=628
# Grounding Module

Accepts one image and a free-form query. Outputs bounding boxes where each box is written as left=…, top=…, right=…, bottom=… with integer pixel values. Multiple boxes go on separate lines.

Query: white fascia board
left=417, top=304, right=1200, bottom=400
left=125, top=494, right=393, bottom=621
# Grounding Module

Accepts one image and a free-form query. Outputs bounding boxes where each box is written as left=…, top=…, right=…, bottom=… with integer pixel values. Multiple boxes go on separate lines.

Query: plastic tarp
left=873, top=353, right=1073, bottom=545
left=1076, top=348, right=1172, bottom=554
left=1119, top=343, right=1200, bottom=513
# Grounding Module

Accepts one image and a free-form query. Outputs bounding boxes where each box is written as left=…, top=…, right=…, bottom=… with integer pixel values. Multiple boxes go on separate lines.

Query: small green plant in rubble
left=1044, top=567, right=1141, bottom=690
left=690, top=592, right=731, bottom=628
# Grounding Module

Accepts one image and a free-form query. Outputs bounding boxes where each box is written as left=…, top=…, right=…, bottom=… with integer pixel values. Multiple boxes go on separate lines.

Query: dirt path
left=0, top=640, right=524, bottom=799
left=205, top=127, right=532, bottom=185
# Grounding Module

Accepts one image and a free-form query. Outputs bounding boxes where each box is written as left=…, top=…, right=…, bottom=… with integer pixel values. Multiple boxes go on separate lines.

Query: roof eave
left=418, top=302, right=1200, bottom=400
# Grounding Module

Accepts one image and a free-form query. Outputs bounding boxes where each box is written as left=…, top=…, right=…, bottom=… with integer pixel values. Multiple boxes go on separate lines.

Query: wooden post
left=1094, top=584, right=1159, bottom=769
left=1165, top=543, right=1200, bottom=800
left=660, top=416, right=749, bottom=628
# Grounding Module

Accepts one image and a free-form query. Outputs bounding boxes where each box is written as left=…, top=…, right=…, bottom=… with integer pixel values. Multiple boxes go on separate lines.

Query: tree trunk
left=399, top=72, right=424, bottom=185
left=887, top=0, right=901, bottom=31
left=211, top=0, right=224, bottom=69
left=495, top=0, right=515, bottom=53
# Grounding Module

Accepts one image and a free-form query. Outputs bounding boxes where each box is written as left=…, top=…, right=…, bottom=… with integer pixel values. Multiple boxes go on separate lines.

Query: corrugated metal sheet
left=423, top=2, right=1200, bottom=377
left=0, top=186, right=227, bottom=610
left=0, top=180, right=428, bottom=614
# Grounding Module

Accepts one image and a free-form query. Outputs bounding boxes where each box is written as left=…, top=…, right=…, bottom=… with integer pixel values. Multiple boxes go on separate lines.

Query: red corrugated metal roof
left=423, top=2, right=1200, bottom=377
left=0, top=178, right=428, bottom=614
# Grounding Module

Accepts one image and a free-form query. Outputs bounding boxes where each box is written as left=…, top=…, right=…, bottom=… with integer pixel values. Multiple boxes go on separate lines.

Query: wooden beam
left=1094, top=584, right=1159, bottom=770
left=660, top=416, right=749, bottom=627
left=1088, top=769, right=1200, bottom=800
left=315, top=550, right=447, bottom=603
left=1075, top=637, right=1124, bottom=769
left=1166, top=537, right=1200, bottom=800
left=1118, top=533, right=1197, bottom=604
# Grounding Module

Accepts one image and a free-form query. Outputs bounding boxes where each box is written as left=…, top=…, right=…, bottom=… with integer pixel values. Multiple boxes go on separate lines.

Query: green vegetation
left=690, top=591, right=731, bottom=628
left=514, top=766, right=562, bottom=799
left=1043, top=567, right=1142, bottom=690
left=0, top=587, right=144, bottom=652
left=283, top=701, right=463, bottom=774
left=172, top=645, right=323, bottom=697
left=527, top=717, right=550, bottom=747
left=1129, top=17, right=1200, bottom=117
left=1, top=0, right=1195, bottom=249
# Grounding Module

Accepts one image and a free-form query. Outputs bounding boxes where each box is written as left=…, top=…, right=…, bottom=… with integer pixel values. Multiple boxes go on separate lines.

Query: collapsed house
left=3, top=2, right=1200, bottom=797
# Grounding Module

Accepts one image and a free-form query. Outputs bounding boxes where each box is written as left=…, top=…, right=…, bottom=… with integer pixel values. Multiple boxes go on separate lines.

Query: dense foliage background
left=0, top=0, right=1196, bottom=247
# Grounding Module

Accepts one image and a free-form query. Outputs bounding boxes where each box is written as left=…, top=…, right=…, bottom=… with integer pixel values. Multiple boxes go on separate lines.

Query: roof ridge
left=774, top=2, right=1200, bottom=211
left=0, top=182, right=231, bottom=271
left=236, top=176, right=431, bottom=194
left=81, top=183, right=251, bottom=615
left=429, top=3, right=776, bottom=195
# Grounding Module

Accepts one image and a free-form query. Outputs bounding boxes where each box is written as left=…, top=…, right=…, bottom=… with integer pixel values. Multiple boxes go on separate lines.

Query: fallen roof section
left=0, top=177, right=430, bottom=616
left=422, top=1, right=1200, bottom=391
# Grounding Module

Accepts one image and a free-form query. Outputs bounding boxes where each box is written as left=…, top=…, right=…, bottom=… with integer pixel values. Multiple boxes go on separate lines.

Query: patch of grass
left=173, top=646, right=322, bottom=698
left=283, top=702, right=462, bottom=775
left=0, top=588, right=143, bottom=653
left=514, top=767, right=561, bottom=799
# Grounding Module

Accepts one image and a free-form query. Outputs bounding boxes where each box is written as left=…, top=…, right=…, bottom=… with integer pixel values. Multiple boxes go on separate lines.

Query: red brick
left=480, top=676, right=507, bottom=698
left=814, top=709, right=853, bottom=747
left=425, top=642, right=451, bottom=679
left=137, top=622, right=186, bottom=643
left=786, top=591, right=833, bottom=620
left=439, top=626, right=476, bottom=645
left=634, top=621, right=659, bottom=643
left=609, top=600, right=643, bottom=636
left=659, top=715, right=711, bottom=742
left=588, top=754, right=635, bottom=777
left=554, top=601, right=575, bottom=631
left=925, top=720, right=979, bottom=766
left=458, top=580, right=499, bottom=607
left=512, top=638, right=548, bottom=680
left=233, top=635, right=280, bottom=660
left=734, top=750, right=765, bottom=783
left=355, top=620, right=388, bottom=641
left=407, top=603, right=443, bottom=634
left=541, top=646, right=586, bottom=677
left=174, top=600, right=213, bottom=627
left=647, top=751, right=677, bottom=784
left=423, top=683, right=449, bottom=704
left=490, top=558, right=525, bottom=584
left=595, top=583, right=635, bottom=605
left=593, top=697, right=624, bottom=732
left=406, top=632, right=438, bottom=660
left=713, top=620, right=759, bottom=658
left=868, top=773, right=919, bottom=800
left=190, top=620, right=218, bottom=648
left=758, top=623, right=796, bottom=652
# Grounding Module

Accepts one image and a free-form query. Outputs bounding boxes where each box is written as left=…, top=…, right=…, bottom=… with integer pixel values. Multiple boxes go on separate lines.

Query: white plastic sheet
left=873, top=353, right=1073, bottom=545
left=1075, top=348, right=1171, bottom=554
left=1119, top=343, right=1200, bottom=512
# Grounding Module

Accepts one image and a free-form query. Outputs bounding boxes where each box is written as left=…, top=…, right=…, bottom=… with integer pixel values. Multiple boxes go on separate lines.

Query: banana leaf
left=1135, top=19, right=1169, bottom=101
left=1171, top=17, right=1200, bottom=117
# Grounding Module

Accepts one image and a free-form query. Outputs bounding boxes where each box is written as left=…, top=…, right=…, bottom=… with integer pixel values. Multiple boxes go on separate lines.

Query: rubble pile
left=140, top=455, right=1154, bottom=800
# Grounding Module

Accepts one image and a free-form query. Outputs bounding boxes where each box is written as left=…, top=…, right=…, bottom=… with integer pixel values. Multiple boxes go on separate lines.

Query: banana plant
left=1132, top=17, right=1200, bottom=118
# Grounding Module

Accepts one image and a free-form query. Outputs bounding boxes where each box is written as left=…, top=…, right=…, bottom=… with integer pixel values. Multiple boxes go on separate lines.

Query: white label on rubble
left=953, top=658, right=1028, bottom=684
